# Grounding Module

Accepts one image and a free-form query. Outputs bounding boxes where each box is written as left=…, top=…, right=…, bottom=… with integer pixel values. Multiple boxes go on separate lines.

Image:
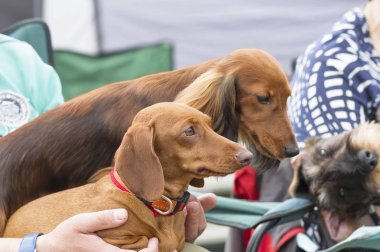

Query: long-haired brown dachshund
left=3, top=102, right=253, bottom=251
left=0, top=48, right=298, bottom=234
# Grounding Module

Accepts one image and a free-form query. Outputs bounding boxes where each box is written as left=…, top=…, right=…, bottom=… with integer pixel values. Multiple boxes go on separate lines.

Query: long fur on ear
left=289, top=137, right=324, bottom=197
left=288, top=155, right=310, bottom=198
left=0, top=204, right=6, bottom=236
left=175, top=68, right=239, bottom=142
left=115, top=125, right=164, bottom=201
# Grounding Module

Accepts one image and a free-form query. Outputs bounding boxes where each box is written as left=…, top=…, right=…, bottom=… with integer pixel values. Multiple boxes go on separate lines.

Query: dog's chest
left=97, top=177, right=187, bottom=251
left=126, top=204, right=186, bottom=251
left=154, top=213, right=186, bottom=251
left=101, top=189, right=187, bottom=251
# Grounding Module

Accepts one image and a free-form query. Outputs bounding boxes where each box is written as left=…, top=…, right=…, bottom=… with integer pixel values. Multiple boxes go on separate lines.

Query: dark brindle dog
left=290, top=123, right=380, bottom=245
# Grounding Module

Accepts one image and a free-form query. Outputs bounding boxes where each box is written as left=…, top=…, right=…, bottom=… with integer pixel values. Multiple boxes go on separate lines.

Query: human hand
left=184, top=193, right=217, bottom=243
left=36, top=209, right=159, bottom=252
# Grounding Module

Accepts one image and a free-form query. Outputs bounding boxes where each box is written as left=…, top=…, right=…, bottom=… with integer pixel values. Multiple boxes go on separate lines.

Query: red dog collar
left=110, top=169, right=189, bottom=217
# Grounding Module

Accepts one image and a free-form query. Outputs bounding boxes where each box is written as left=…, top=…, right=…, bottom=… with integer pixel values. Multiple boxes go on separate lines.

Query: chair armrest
left=190, top=191, right=278, bottom=230
left=318, top=226, right=380, bottom=252
left=246, top=198, right=313, bottom=252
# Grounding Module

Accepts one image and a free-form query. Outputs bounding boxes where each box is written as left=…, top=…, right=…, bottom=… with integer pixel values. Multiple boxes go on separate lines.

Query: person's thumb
left=68, top=208, right=128, bottom=233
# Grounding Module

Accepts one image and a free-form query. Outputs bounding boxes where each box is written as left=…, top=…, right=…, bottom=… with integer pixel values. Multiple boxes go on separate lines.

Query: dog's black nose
left=235, top=151, right=253, bottom=166
left=358, top=149, right=378, bottom=173
left=284, top=146, right=300, bottom=158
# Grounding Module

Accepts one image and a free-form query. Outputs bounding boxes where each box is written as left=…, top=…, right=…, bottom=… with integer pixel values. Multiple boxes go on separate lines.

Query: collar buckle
left=152, top=195, right=174, bottom=215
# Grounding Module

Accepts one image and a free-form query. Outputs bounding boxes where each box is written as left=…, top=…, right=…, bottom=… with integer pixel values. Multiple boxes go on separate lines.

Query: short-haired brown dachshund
left=0, top=49, right=298, bottom=234
left=289, top=123, right=380, bottom=244
left=3, top=102, right=253, bottom=251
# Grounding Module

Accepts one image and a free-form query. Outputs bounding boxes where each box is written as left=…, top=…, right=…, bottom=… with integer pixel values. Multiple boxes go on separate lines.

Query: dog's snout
left=235, top=151, right=253, bottom=166
left=357, top=149, right=378, bottom=173
left=284, top=146, right=300, bottom=158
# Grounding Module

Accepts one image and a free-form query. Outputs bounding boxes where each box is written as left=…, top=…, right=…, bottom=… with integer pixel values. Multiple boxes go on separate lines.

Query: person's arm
left=1, top=37, right=64, bottom=116
left=0, top=209, right=159, bottom=252
left=36, top=64, right=64, bottom=113
left=0, top=238, right=21, bottom=251
left=26, top=47, right=64, bottom=114
left=0, top=193, right=216, bottom=252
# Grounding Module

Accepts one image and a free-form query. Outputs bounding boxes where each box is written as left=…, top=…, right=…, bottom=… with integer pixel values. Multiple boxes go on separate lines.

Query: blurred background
left=0, top=0, right=363, bottom=251
left=0, top=0, right=360, bottom=97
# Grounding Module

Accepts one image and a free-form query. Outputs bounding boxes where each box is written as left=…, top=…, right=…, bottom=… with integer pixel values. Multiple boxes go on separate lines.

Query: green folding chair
left=2, top=18, right=54, bottom=66
left=197, top=193, right=380, bottom=252
left=54, top=42, right=174, bottom=100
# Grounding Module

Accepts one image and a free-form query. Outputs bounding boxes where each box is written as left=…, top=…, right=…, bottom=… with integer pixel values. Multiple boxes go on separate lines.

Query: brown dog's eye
left=184, top=127, right=195, bottom=136
left=257, top=95, right=270, bottom=104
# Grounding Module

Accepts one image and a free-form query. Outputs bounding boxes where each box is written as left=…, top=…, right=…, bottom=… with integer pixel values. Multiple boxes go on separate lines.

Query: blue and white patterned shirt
left=288, top=8, right=380, bottom=149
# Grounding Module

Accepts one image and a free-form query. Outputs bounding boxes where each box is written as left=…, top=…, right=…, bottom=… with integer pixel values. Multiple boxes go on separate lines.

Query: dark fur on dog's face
left=290, top=123, right=380, bottom=221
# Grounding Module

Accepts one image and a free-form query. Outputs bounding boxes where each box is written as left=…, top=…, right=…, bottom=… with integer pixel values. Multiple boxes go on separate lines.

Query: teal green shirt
left=0, top=34, right=63, bottom=136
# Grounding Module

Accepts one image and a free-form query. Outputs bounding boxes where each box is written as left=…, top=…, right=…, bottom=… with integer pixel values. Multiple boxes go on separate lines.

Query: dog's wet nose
left=358, top=149, right=378, bottom=173
left=284, top=146, right=300, bottom=158
left=235, top=151, right=253, bottom=166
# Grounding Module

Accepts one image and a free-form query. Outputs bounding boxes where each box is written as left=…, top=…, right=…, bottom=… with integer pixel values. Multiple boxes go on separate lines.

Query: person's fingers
left=65, top=209, right=128, bottom=233
left=136, top=237, right=159, bottom=252
left=187, top=194, right=198, bottom=204
left=146, top=237, right=158, bottom=249
left=184, top=193, right=217, bottom=243
left=197, top=193, right=217, bottom=212
left=184, top=201, right=202, bottom=242
left=187, top=193, right=217, bottom=212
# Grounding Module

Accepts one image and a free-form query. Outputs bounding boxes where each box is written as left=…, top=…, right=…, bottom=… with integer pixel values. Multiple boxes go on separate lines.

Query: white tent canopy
left=42, top=0, right=360, bottom=73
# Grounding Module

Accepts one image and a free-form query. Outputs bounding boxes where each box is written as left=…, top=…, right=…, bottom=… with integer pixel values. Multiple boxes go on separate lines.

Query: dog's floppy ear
left=175, top=69, right=239, bottom=142
left=288, top=154, right=310, bottom=197
left=115, top=124, right=164, bottom=201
